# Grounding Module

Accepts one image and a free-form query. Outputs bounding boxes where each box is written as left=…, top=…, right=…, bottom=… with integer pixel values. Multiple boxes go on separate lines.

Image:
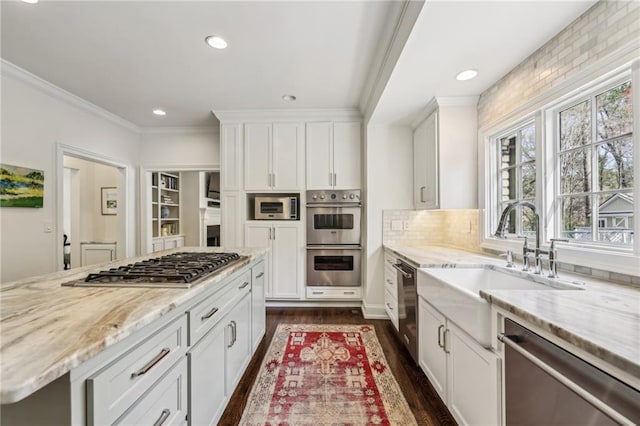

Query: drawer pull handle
left=386, top=303, right=393, bottom=311
left=344, top=291, right=355, bottom=295
left=312, top=291, right=323, bottom=295
left=131, top=348, right=170, bottom=378
left=437, top=324, right=444, bottom=348
left=201, top=307, right=219, bottom=321
left=239, top=281, right=250, bottom=289
left=228, top=321, right=237, bottom=347
left=256, top=272, right=264, bottom=278
left=153, top=409, right=171, bottom=426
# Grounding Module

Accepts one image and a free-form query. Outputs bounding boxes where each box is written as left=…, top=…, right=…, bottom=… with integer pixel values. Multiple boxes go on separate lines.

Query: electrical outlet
left=43, top=221, right=53, bottom=233
left=403, top=220, right=410, bottom=230
left=391, top=220, right=403, bottom=231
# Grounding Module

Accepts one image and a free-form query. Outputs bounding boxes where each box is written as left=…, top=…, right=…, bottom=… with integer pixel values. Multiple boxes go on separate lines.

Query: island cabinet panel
left=87, top=315, right=188, bottom=426
left=224, top=292, right=252, bottom=392
left=115, top=358, right=187, bottom=426
left=187, top=321, right=228, bottom=426
left=251, top=260, right=266, bottom=351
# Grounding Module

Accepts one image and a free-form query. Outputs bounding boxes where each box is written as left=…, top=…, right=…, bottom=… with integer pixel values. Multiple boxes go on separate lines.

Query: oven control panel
left=307, top=190, right=361, bottom=204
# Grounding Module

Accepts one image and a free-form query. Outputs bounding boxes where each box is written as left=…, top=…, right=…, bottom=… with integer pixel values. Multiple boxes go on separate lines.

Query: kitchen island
left=0, top=247, right=267, bottom=425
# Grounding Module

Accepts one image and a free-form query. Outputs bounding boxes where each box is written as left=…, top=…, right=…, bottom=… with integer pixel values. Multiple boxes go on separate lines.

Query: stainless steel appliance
left=306, top=189, right=362, bottom=288
left=306, top=189, right=361, bottom=246
left=394, top=259, right=418, bottom=363
left=62, top=252, right=248, bottom=289
left=306, top=247, right=361, bottom=287
left=254, top=196, right=298, bottom=220
left=500, top=319, right=639, bottom=425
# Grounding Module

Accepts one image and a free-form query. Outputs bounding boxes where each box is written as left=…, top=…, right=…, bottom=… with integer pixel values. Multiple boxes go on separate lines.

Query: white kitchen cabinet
left=306, top=121, right=361, bottom=190
left=413, top=98, right=478, bottom=209
left=224, top=292, right=252, bottom=392
left=152, top=235, right=185, bottom=253
left=187, top=322, right=227, bottom=426
left=418, top=296, right=499, bottom=426
left=244, top=122, right=304, bottom=190
left=251, top=261, right=266, bottom=351
left=384, top=250, right=399, bottom=330
left=220, top=191, right=243, bottom=248
left=245, top=222, right=303, bottom=299
left=305, top=287, right=361, bottom=300
left=221, top=123, right=243, bottom=191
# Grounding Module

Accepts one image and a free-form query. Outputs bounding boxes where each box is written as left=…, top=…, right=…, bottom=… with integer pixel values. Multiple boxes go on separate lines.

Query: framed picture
left=101, top=187, right=117, bottom=215
left=0, top=163, right=44, bottom=208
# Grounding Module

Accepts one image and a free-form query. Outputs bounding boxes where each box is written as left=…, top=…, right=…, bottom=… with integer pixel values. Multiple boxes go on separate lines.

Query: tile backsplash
left=383, top=209, right=480, bottom=252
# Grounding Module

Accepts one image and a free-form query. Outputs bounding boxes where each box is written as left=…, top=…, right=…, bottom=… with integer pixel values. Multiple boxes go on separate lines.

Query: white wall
left=363, top=124, right=414, bottom=316
left=139, top=129, right=220, bottom=168
left=0, top=62, right=140, bottom=282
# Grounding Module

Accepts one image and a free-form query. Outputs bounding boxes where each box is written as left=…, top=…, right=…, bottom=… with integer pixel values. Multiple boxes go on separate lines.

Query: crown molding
left=1, top=59, right=141, bottom=134
left=212, top=108, right=362, bottom=123
left=140, top=126, right=219, bottom=135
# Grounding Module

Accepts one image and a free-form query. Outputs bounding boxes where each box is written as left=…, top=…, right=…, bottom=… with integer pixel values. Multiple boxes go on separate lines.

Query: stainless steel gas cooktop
left=62, top=252, right=247, bottom=289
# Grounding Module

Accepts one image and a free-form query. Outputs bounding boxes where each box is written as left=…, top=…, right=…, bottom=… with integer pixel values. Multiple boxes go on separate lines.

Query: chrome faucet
left=494, top=201, right=543, bottom=274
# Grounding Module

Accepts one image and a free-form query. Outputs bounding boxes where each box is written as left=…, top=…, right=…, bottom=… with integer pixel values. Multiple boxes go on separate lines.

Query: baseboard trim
left=360, top=300, right=388, bottom=319
left=266, top=300, right=362, bottom=308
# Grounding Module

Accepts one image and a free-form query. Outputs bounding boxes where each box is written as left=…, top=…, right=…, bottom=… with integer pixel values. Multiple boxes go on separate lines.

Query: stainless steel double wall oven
left=306, top=190, right=361, bottom=287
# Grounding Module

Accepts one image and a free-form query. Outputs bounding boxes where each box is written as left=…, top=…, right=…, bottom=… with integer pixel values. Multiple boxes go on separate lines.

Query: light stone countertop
left=384, top=243, right=640, bottom=382
left=0, top=247, right=268, bottom=404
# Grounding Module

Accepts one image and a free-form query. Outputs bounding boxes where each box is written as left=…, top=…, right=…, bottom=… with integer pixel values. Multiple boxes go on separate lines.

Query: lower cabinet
left=225, top=293, right=252, bottom=392
left=80, top=242, right=116, bottom=266
left=305, top=287, right=362, bottom=300
left=152, top=235, right=185, bottom=252
left=187, top=322, right=228, bottom=426
left=418, top=296, right=499, bottom=426
left=251, top=261, right=266, bottom=351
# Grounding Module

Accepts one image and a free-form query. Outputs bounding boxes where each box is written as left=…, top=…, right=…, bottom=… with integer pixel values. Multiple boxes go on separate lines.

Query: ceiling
left=1, top=0, right=596, bottom=129
left=371, top=0, right=597, bottom=125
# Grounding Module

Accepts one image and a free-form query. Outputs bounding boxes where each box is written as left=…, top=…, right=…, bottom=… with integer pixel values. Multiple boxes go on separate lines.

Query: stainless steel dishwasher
left=500, top=319, right=639, bottom=425
left=393, top=259, right=418, bottom=364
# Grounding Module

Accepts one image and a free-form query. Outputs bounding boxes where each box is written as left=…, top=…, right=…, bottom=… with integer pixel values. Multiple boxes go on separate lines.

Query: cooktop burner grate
left=62, top=252, right=246, bottom=288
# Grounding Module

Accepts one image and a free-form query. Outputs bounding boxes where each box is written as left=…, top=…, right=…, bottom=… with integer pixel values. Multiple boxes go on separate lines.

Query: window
left=557, top=81, right=633, bottom=246
left=496, top=122, right=536, bottom=237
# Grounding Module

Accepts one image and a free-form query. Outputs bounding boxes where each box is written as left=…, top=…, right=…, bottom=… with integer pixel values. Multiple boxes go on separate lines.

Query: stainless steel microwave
left=255, top=196, right=298, bottom=220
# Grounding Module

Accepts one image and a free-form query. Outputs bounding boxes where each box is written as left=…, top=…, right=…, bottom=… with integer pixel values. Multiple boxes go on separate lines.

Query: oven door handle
left=307, top=246, right=362, bottom=250
left=392, top=263, right=413, bottom=278
left=306, top=203, right=361, bottom=208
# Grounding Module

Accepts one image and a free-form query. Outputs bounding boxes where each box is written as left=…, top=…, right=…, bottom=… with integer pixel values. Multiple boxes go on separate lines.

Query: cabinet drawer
left=306, top=287, right=362, bottom=300
left=384, top=251, right=397, bottom=268
left=87, top=315, right=187, bottom=426
left=188, top=270, right=251, bottom=346
left=115, top=358, right=187, bottom=426
left=384, top=265, right=398, bottom=300
left=384, top=288, right=398, bottom=330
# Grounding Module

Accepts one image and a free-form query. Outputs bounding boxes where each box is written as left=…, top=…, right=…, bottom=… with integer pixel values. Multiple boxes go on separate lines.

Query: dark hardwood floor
left=219, top=307, right=457, bottom=425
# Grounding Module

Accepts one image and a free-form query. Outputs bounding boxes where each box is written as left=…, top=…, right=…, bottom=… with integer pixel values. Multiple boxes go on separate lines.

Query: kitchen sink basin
left=417, top=266, right=583, bottom=347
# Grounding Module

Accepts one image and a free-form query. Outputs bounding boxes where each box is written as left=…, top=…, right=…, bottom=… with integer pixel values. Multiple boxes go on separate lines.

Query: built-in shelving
left=151, top=172, right=182, bottom=239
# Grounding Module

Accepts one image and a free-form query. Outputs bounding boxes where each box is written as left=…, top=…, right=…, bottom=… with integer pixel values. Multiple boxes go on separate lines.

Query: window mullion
left=591, top=95, right=599, bottom=242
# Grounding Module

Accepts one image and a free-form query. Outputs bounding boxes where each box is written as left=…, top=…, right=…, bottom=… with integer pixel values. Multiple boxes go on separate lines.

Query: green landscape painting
left=0, top=164, right=44, bottom=208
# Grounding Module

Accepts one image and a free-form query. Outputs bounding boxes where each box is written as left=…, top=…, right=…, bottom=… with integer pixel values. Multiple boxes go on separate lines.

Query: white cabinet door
left=306, top=122, right=333, bottom=190
left=225, top=293, right=252, bottom=393
left=221, top=192, right=243, bottom=248
left=221, top=124, right=243, bottom=191
left=245, top=224, right=272, bottom=297
left=333, top=122, right=361, bottom=190
left=244, top=123, right=272, bottom=190
left=447, top=322, right=499, bottom=426
left=272, top=123, right=304, bottom=190
left=418, top=297, right=447, bottom=401
left=188, top=322, right=227, bottom=426
left=414, top=112, right=438, bottom=209
left=271, top=223, right=303, bottom=299
left=251, top=261, right=266, bottom=351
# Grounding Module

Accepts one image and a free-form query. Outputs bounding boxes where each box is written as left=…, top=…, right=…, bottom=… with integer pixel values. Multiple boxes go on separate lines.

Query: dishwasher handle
left=498, top=333, right=635, bottom=426
left=392, top=263, right=413, bottom=278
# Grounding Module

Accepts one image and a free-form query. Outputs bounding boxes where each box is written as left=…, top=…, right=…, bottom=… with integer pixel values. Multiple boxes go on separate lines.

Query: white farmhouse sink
left=417, top=267, right=582, bottom=347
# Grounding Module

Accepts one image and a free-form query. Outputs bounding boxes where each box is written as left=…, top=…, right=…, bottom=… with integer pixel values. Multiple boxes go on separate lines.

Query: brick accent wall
left=477, top=0, right=640, bottom=128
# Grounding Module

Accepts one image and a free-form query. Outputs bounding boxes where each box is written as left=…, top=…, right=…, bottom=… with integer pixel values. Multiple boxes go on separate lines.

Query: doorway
left=57, top=144, right=129, bottom=271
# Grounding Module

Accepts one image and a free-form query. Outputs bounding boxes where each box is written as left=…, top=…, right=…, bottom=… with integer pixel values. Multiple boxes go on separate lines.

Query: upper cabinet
left=413, top=98, right=478, bottom=210
left=221, top=124, right=243, bottom=191
left=244, top=122, right=304, bottom=191
left=306, top=121, right=361, bottom=190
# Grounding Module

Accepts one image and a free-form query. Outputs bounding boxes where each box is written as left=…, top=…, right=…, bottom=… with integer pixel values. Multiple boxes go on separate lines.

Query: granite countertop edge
left=0, top=247, right=268, bottom=404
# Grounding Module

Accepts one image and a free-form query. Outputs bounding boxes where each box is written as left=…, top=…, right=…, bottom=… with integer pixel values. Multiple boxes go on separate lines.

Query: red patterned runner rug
left=240, top=324, right=418, bottom=425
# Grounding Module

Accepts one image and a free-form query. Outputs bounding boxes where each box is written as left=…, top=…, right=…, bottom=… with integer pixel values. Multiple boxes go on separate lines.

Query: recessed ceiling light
left=21, top=0, right=38, bottom=3
left=205, top=36, right=228, bottom=49
left=456, top=69, right=478, bottom=81
left=282, top=95, right=297, bottom=102
left=153, top=109, right=166, bottom=116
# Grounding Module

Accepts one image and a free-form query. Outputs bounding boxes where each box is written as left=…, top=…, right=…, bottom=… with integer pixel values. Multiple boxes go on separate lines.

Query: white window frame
left=479, top=59, right=639, bottom=277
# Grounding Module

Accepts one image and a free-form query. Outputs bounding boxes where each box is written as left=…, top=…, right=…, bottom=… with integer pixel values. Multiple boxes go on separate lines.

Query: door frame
left=56, top=143, right=130, bottom=270
left=139, top=165, right=220, bottom=254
